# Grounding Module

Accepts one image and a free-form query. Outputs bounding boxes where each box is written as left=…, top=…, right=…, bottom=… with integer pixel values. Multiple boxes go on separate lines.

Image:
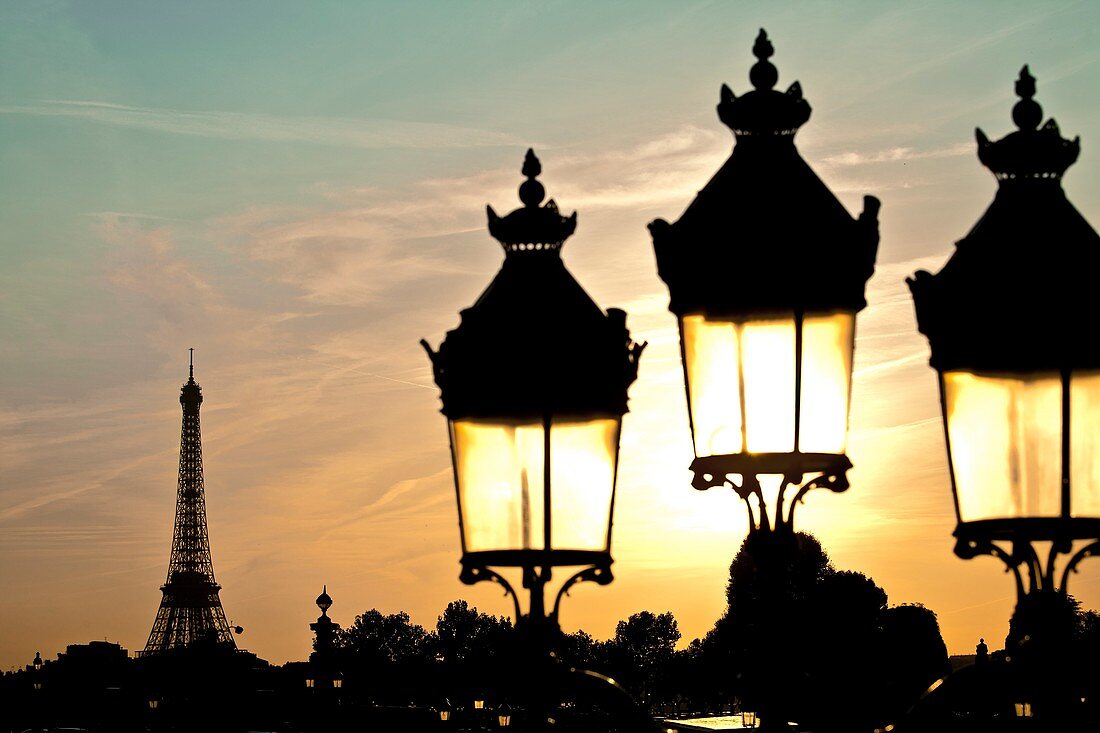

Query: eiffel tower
left=144, top=350, right=236, bottom=654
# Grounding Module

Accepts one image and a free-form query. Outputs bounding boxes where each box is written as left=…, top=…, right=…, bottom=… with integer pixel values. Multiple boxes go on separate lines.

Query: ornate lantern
left=909, top=66, right=1100, bottom=598
left=649, top=30, right=879, bottom=531
left=423, top=150, right=644, bottom=626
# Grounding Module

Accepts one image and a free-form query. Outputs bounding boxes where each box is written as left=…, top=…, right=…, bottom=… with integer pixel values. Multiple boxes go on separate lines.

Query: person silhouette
left=976, top=637, right=989, bottom=665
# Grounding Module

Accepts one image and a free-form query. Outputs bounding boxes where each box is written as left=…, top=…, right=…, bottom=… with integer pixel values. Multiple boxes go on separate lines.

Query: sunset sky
left=3, top=1, right=1100, bottom=671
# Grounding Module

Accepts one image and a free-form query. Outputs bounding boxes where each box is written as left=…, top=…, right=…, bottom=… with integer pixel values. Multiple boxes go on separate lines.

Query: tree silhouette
left=878, top=604, right=950, bottom=719
left=338, top=609, right=431, bottom=665
left=559, top=628, right=602, bottom=670
left=605, top=610, right=680, bottom=704
left=435, top=599, right=513, bottom=666
left=336, top=609, right=434, bottom=704
left=715, top=530, right=949, bottom=732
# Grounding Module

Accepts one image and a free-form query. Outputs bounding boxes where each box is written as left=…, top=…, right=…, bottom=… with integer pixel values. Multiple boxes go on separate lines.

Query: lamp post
left=649, top=29, right=879, bottom=533
left=30, top=652, right=45, bottom=731
left=423, top=149, right=644, bottom=636
left=308, top=585, right=343, bottom=703
left=909, top=65, right=1100, bottom=720
left=423, top=149, right=647, bottom=728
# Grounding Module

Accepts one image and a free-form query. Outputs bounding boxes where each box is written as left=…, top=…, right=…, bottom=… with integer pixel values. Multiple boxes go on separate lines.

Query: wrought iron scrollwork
left=552, top=564, right=613, bottom=622
left=716, top=469, right=851, bottom=532
left=690, top=453, right=852, bottom=532
left=783, top=470, right=849, bottom=527
left=1060, top=539, right=1100, bottom=592
left=954, top=533, right=1100, bottom=602
left=459, top=562, right=522, bottom=622
left=955, top=536, right=1026, bottom=601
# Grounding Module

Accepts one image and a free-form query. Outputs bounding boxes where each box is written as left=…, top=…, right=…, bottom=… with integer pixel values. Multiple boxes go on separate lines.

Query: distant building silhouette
left=310, top=585, right=341, bottom=665
left=143, top=351, right=236, bottom=654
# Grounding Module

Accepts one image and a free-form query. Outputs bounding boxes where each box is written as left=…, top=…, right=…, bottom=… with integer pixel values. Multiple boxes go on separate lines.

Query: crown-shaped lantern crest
left=976, top=66, right=1081, bottom=180
left=487, top=149, right=577, bottom=251
left=717, top=29, right=811, bottom=137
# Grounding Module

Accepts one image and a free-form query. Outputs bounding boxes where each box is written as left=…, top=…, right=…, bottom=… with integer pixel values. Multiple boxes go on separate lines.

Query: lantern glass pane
left=450, top=416, right=620, bottom=554
left=945, top=372, right=1062, bottom=521
left=799, top=313, right=855, bottom=454
left=741, top=317, right=796, bottom=453
left=451, top=418, right=546, bottom=553
left=549, top=417, right=619, bottom=551
left=681, top=312, right=855, bottom=458
left=683, top=314, right=743, bottom=456
left=1071, top=371, right=1100, bottom=517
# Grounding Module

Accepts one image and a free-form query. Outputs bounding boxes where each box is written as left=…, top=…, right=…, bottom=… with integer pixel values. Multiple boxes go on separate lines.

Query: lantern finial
left=717, top=29, right=811, bottom=136
left=1012, top=65, right=1041, bottom=131
left=518, top=148, right=545, bottom=207
left=749, top=29, right=778, bottom=91
left=486, top=149, right=577, bottom=252
left=975, top=65, right=1080, bottom=180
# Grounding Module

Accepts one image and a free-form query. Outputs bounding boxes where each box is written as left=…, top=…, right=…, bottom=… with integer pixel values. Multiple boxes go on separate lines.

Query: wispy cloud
left=0, top=99, right=526, bottom=149
left=822, top=142, right=972, bottom=167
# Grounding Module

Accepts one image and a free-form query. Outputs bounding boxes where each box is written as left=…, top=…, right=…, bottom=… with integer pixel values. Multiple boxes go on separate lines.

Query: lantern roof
left=909, top=66, right=1100, bottom=373
left=649, top=29, right=880, bottom=318
left=423, top=151, right=644, bottom=419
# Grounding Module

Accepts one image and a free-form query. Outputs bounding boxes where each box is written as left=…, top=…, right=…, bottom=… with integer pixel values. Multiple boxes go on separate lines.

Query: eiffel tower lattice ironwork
left=144, top=350, right=236, bottom=654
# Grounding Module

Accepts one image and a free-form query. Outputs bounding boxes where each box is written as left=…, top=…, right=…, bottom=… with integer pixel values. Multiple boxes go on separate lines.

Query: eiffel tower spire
left=144, top=351, right=236, bottom=654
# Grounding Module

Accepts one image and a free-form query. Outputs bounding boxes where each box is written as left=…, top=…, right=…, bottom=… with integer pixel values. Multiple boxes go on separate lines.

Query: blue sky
left=2, top=0, right=1100, bottom=668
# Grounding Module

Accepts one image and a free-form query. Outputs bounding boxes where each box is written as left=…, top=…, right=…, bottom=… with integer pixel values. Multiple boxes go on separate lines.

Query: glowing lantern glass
left=909, top=67, right=1100, bottom=583
left=424, top=150, right=643, bottom=583
left=942, top=372, right=1100, bottom=524
left=449, top=416, right=621, bottom=554
left=680, top=312, right=856, bottom=458
left=650, top=30, right=878, bottom=527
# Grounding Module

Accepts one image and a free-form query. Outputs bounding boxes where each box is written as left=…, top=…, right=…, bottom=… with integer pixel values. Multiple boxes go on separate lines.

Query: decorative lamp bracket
left=690, top=452, right=852, bottom=532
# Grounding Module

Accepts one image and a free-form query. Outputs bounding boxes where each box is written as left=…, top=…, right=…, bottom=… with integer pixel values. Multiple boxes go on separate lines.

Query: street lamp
left=31, top=651, right=43, bottom=691
left=423, top=149, right=644, bottom=632
left=649, top=29, right=880, bottom=532
left=908, top=66, right=1099, bottom=724
left=908, top=66, right=1100, bottom=600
